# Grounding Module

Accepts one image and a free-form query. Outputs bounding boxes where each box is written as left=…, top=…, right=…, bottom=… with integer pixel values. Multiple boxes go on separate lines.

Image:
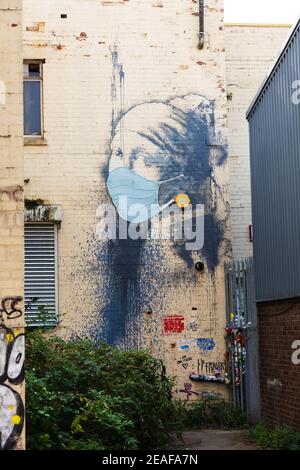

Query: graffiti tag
left=186, top=322, right=199, bottom=332
left=178, top=382, right=199, bottom=401
left=177, top=355, right=192, bottom=369
left=197, top=359, right=226, bottom=375
left=0, top=296, right=23, bottom=322
left=0, top=296, right=24, bottom=449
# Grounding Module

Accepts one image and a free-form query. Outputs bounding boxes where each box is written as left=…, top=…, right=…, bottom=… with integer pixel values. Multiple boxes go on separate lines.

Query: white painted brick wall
left=226, top=24, right=291, bottom=260
left=23, top=0, right=230, bottom=396
left=0, top=0, right=24, bottom=451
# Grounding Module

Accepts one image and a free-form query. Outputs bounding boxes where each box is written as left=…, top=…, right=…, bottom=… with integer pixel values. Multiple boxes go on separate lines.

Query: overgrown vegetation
left=249, top=423, right=300, bottom=450
left=26, top=331, right=247, bottom=450
left=26, top=331, right=175, bottom=450
left=173, top=394, right=247, bottom=430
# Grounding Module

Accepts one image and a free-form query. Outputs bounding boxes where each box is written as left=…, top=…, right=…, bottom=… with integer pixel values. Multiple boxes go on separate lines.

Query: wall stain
left=0, top=185, right=23, bottom=201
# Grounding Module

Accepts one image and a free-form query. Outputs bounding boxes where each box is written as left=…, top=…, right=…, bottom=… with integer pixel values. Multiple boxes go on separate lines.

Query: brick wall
left=226, top=24, right=291, bottom=259
left=258, top=299, right=300, bottom=431
left=0, top=0, right=24, bottom=450
left=23, top=0, right=231, bottom=398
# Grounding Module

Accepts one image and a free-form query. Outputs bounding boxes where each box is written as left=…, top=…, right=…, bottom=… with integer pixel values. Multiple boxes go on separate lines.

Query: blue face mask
left=107, top=167, right=184, bottom=224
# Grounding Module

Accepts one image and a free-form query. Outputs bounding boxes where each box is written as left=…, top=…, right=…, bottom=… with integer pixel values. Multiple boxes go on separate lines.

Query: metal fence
left=225, top=258, right=260, bottom=424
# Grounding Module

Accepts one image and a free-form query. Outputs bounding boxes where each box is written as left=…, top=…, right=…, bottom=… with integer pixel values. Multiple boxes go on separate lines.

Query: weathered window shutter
left=24, top=223, right=58, bottom=327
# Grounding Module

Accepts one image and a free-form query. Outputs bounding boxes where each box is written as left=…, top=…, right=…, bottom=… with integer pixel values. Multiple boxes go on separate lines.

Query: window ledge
left=24, top=137, right=48, bottom=146
left=25, top=204, right=62, bottom=223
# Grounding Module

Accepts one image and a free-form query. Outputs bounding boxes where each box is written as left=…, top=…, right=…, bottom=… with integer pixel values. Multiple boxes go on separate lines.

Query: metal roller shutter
left=25, top=223, right=58, bottom=327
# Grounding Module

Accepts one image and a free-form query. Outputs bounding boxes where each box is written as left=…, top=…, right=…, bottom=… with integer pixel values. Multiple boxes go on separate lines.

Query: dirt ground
left=168, top=429, right=259, bottom=450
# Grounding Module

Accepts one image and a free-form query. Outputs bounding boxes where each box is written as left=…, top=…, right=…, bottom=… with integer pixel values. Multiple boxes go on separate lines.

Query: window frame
left=23, top=59, right=45, bottom=139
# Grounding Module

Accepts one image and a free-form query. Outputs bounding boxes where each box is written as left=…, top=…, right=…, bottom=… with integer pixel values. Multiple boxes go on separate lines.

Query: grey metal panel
left=247, top=20, right=300, bottom=301
left=225, top=258, right=260, bottom=423
left=246, top=20, right=298, bottom=119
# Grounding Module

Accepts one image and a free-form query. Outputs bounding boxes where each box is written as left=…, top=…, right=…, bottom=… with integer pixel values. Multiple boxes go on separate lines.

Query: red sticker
left=163, top=316, right=185, bottom=334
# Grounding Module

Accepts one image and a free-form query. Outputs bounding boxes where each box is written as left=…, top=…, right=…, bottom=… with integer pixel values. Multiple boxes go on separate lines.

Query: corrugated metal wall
left=247, top=20, right=300, bottom=302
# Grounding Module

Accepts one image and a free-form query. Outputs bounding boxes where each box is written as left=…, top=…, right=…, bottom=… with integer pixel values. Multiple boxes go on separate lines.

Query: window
left=25, top=223, right=58, bottom=327
left=23, top=61, right=43, bottom=136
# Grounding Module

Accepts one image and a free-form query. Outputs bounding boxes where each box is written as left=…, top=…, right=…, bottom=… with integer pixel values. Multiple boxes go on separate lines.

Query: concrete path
left=168, top=430, right=259, bottom=450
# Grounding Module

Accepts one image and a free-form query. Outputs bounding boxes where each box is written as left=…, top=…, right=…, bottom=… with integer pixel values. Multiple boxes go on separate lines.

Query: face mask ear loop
left=157, top=174, right=184, bottom=212
left=160, top=199, right=176, bottom=211
left=159, top=174, right=184, bottom=184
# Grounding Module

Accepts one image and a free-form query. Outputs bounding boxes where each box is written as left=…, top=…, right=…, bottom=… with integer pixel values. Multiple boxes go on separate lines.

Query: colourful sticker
left=163, top=316, right=185, bottom=334
left=177, top=339, right=195, bottom=351
left=197, top=338, right=216, bottom=351
left=175, top=194, right=190, bottom=208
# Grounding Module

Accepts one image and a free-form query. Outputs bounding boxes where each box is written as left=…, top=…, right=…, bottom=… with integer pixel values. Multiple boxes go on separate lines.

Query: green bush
left=172, top=394, right=247, bottom=430
left=249, top=423, right=300, bottom=450
left=26, top=331, right=174, bottom=450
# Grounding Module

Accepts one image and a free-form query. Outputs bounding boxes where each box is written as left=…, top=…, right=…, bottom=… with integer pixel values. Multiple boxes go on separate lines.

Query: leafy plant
left=249, top=423, right=300, bottom=450
left=26, top=330, right=174, bottom=450
left=172, top=393, right=247, bottom=430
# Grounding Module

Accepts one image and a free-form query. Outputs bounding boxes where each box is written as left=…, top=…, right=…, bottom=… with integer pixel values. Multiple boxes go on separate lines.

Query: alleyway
left=168, top=430, right=259, bottom=450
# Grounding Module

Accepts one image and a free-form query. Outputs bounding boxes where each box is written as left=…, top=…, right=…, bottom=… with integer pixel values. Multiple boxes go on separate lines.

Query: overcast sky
left=224, top=0, right=300, bottom=24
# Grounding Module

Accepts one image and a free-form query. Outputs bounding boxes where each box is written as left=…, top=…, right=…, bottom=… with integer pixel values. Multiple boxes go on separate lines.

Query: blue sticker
left=177, top=339, right=195, bottom=351
left=197, top=338, right=216, bottom=351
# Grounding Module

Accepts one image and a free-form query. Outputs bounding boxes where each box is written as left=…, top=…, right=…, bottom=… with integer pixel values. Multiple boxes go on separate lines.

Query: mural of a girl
left=82, top=50, right=230, bottom=360
left=93, top=91, right=229, bottom=350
